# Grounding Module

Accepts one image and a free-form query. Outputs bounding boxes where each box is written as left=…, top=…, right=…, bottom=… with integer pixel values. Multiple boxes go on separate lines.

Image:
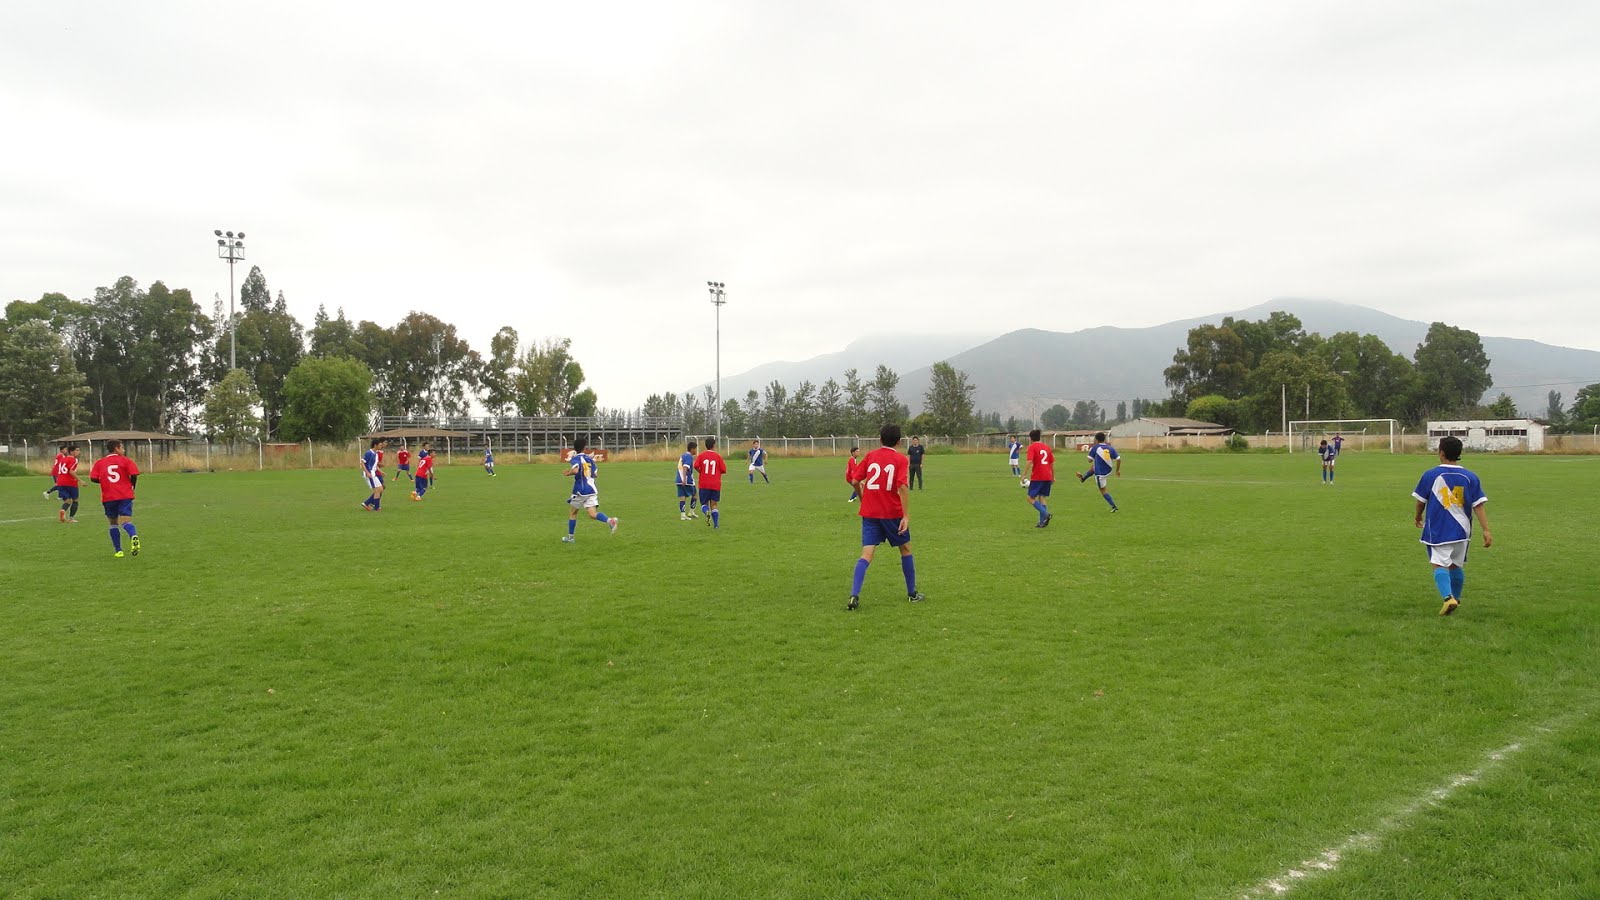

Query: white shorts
left=749, top=464, right=766, bottom=473
left=569, top=492, right=599, bottom=510
left=1425, top=540, right=1468, bottom=568
left=364, top=475, right=383, bottom=490
left=1009, top=457, right=1020, bottom=468
left=1091, top=473, right=1110, bottom=489
left=1324, top=458, right=1336, bottom=466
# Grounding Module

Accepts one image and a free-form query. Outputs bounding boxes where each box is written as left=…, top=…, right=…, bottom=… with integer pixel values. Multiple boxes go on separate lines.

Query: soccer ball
left=1020, top=479, right=1030, bottom=488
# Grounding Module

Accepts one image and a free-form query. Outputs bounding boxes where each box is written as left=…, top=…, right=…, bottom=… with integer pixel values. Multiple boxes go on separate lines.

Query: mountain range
left=709, top=300, right=1600, bottom=420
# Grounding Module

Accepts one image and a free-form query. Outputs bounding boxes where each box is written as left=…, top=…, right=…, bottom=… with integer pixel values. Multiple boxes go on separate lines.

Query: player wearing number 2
left=88, top=440, right=141, bottom=558
left=846, top=423, right=923, bottom=610
left=1022, top=428, right=1054, bottom=528
left=1413, top=435, right=1491, bottom=616
left=693, top=437, right=728, bottom=529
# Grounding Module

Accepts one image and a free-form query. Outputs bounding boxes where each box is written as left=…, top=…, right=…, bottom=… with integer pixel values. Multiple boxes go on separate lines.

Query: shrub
left=1224, top=434, right=1250, bottom=452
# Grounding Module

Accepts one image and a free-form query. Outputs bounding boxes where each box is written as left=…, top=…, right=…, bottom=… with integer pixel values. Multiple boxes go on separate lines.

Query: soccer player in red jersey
left=692, top=437, right=728, bottom=529
left=396, top=445, right=412, bottom=481
left=1022, top=428, right=1055, bottom=528
left=845, top=445, right=861, bottom=502
left=46, top=444, right=82, bottom=523
left=846, top=423, right=924, bottom=610
left=88, top=439, right=141, bottom=558
left=410, top=441, right=435, bottom=500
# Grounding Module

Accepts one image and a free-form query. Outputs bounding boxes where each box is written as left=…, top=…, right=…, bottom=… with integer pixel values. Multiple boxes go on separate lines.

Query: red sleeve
left=128, top=456, right=141, bottom=476
left=718, top=456, right=727, bottom=475
left=89, top=459, right=103, bottom=481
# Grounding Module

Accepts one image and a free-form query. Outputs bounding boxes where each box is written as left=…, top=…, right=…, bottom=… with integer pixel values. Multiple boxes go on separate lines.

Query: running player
left=1075, top=432, right=1121, bottom=511
left=677, top=439, right=699, bottom=520
left=563, top=437, right=617, bottom=541
left=694, top=437, right=728, bottom=528
left=46, top=444, right=82, bottom=523
left=1022, top=429, right=1054, bottom=528
left=361, top=438, right=387, bottom=511
left=846, top=423, right=924, bottom=610
left=747, top=439, right=770, bottom=483
left=845, top=445, right=861, bottom=502
left=1413, top=435, right=1491, bottom=616
left=88, top=440, right=141, bottom=558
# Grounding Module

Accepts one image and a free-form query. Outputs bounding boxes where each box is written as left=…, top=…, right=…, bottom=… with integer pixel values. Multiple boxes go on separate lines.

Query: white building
left=1426, top=419, right=1545, bottom=452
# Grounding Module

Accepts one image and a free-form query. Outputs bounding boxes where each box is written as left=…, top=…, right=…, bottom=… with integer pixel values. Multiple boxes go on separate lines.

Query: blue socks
left=852, top=558, right=869, bottom=596
left=901, top=554, right=916, bottom=594
left=749, top=473, right=754, bottom=483
left=1432, top=568, right=1453, bottom=599
left=1449, top=567, right=1464, bottom=599
left=1103, top=493, right=1117, bottom=510
left=122, top=523, right=137, bottom=537
left=596, top=512, right=610, bottom=524
left=1032, top=500, right=1048, bottom=523
left=678, top=500, right=686, bottom=513
left=109, top=527, right=122, bottom=551
left=567, top=519, right=577, bottom=535
left=701, top=504, right=709, bottom=517
left=711, top=510, right=719, bottom=529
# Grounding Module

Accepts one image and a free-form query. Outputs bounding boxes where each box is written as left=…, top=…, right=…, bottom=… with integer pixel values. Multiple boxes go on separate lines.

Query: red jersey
left=90, top=453, right=140, bottom=502
left=415, top=451, right=434, bottom=478
left=693, top=450, right=727, bottom=491
left=845, top=456, right=860, bottom=483
left=397, top=449, right=411, bottom=466
left=53, top=454, right=80, bottom=487
left=1026, top=441, right=1055, bottom=482
left=856, top=446, right=909, bottom=519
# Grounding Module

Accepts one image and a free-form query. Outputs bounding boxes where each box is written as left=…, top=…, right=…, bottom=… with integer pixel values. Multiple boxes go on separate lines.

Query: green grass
left=2, top=452, right=1597, bottom=898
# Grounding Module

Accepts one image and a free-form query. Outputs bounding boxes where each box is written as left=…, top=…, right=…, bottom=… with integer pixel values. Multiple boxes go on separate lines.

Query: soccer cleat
left=846, top=595, right=859, bottom=611
left=43, top=490, right=53, bottom=499
left=561, top=535, right=575, bottom=543
left=67, top=518, right=78, bottom=524
left=113, top=551, right=124, bottom=558
left=609, top=518, right=620, bottom=535
left=1041, top=513, right=1053, bottom=528
left=129, top=535, right=141, bottom=556
left=908, top=592, right=925, bottom=603
left=705, top=512, right=712, bottom=526
left=1110, top=507, right=1119, bottom=513
left=1440, top=597, right=1459, bottom=616
left=680, top=513, right=689, bottom=520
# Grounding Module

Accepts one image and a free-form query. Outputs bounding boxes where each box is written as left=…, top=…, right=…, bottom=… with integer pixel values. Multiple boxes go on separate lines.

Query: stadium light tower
left=707, top=281, right=727, bottom=447
left=214, top=229, right=246, bottom=369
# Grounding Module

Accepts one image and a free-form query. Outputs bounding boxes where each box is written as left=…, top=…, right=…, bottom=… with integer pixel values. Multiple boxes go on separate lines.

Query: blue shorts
left=861, top=517, right=911, bottom=548
left=1027, top=480, right=1053, bottom=498
left=102, top=499, right=134, bottom=518
left=398, top=463, right=411, bottom=472
left=52, top=485, right=80, bottom=500
left=698, top=488, right=721, bottom=504
left=676, top=483, right=695, bottom=498
left=414, top=476, right=429, bottom=490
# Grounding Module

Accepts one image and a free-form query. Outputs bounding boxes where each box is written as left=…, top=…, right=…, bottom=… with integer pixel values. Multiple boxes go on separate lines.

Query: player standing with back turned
left=846, top=423, right=924, bottom=611
left=694, top=437, right=728, bottom=528
left=1413, top=435, right=1491, bottom=616
left=1022, top=429, right=1055, bottom=528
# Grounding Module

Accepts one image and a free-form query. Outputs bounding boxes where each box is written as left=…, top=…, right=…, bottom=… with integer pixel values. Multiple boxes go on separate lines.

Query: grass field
left=2, top=450, right=1598, bottom=898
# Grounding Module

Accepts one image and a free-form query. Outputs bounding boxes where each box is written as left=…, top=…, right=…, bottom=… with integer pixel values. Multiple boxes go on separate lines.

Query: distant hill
left=713, top=300, right=1600, bottom=421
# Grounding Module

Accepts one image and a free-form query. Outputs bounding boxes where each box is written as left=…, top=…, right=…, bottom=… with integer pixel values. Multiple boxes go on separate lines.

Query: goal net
left=1287, top=419, right=1398, bottom=453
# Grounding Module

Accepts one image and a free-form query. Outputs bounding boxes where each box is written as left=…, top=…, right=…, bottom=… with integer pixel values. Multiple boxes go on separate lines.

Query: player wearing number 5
left=846, top=423, right=923, bottom=610
left=693, top=437, right=728, bottom=529
left=88, top=440, right=142, bottom=558
left=1022, top=428, right=1055, bottom=528
left=1413, top=435, right=1491, bottom=616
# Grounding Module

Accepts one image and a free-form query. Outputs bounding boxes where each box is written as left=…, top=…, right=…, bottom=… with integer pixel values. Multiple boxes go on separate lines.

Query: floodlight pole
left=708, top=281, right=726, bottom=448
left=214, top=229, right=246, bottom=370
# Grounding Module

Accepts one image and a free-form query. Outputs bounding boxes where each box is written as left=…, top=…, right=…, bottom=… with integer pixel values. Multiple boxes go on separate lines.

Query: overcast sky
left=2, top=1, right=1596, bottom=406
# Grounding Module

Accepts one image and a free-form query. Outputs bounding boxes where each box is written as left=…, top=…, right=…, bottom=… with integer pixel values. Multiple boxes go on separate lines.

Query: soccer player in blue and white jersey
left=677, top=439, right=699, bottom=520
left=747, top=439, right=770, bottom=483
left=1008, top=435, right=1022, bottom=478
left=483, top=445, right=496, bottom=477
left=563, top=437, right=617, bottom=542
left=1318, top=439, right=1336, bottom=484
left=361, top=438, right=387, bottom=511
left=1412, top=435, right=1492, bottom=616
left=1075, top=432, right=1121, bottom=511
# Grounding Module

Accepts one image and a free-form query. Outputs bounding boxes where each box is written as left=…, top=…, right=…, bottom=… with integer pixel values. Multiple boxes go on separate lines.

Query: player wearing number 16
left=88, top=439, right=142, bottom=558
left=846, top=423, right=924, bottom=610
left=1022, top=428, right=1055, bottom=528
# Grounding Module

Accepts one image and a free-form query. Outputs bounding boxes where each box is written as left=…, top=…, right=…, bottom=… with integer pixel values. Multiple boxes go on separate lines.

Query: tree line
left=0, top=268, right=599, bottom=444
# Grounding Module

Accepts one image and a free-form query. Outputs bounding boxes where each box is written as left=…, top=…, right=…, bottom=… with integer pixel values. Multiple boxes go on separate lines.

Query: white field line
left=1240, top=711, right=1589, bottom=898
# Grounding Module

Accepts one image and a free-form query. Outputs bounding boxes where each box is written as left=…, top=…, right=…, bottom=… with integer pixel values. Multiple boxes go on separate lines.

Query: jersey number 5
left=105, top=465, right=121, bottom=483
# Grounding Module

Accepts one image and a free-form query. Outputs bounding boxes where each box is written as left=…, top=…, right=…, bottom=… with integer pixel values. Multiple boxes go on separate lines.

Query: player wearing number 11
left=694, top=437, right=728, bottom=529
left=1022, top=428, right=1054, bottom=528
left=846, top=423, right=924, bottom=610
left=89, top=439, right=141, bottom=558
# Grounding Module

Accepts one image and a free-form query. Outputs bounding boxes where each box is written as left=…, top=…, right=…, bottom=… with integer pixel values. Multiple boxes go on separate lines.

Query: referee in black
left=907, top=435, right=926, bottom=489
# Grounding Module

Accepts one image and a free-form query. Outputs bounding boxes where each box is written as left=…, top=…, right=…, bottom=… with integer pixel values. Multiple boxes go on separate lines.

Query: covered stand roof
left=361, top=427, right=477, bottom=440
left=52, top=430, right=189, bottom=443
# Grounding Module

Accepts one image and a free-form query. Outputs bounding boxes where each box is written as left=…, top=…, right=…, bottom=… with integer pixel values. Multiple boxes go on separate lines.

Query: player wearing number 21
left=1413, top=435, right=1491, bottom=617
left=1022, top=428, right=1055, bottom=528
left=88, top=439, right=142, bottom=559
left=846, top=423, right=924, bottom=611
left=693, top=437, right=728, bottom=530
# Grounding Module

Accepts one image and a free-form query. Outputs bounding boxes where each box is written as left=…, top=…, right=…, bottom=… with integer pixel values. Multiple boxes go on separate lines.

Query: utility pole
left=707, top=281, right=727, bottom=448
